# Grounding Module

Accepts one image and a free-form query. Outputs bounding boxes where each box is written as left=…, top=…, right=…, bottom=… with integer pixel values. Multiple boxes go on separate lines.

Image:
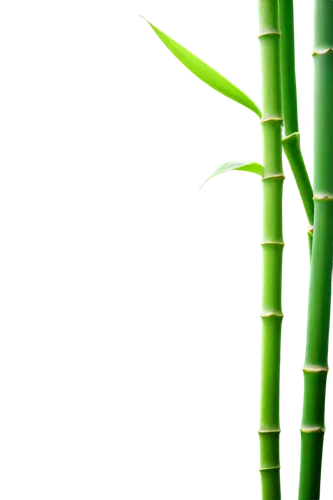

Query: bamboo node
left=313, top=193, right=333, bottom=201
left=262, top=174, right=285, bottom=182
left=258, top=31, right=282, bottom=39
left=258, top=428, right=281, bottom=434
left=260, top=116, right=283, bottom=124
left=261, top=241, right=285, bottom=246
left=303, top=364, right=329, bottom=373
left=259, top=465, right=281, bottom=472
left=282, top=132, right=300, bottom=143
left=312, top=48, right=333, bottom=57
left=300, top=426, right=326, bottom=434
left=260, top=311, right=284, bottom=319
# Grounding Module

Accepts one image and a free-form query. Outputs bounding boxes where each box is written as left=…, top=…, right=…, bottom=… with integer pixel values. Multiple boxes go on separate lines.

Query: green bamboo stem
left=279, top=0, right=298, bottom=136
left=278, top=0, right=314, bottom=244
left=258, top=2, right=284, bottom=499
left=282, top=133, right=314, bottom=227
left=298, top=2, right=333, bottom=499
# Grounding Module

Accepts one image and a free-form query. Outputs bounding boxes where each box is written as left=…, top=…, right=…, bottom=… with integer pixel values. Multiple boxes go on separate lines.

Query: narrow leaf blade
left=141, top=17, right=261, bottom=118
left=199, top=161, right=263, bottom=190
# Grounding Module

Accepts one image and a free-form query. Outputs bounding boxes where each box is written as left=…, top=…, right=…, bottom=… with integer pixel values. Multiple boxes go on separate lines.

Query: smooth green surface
left=261, top=469, right=281, bottom=500
left=279, top=0, right=298, bottom=136
left=299, top=432, right=324, bottom=500
left=258, top=2, right=283, bottom=499
left=299, top=2, right=333, bottom=498
left=142, top=17, right=262, bottom=118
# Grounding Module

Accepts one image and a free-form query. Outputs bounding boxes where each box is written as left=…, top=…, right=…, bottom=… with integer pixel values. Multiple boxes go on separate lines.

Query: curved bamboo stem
left=279, top=0, right=314, bottom=270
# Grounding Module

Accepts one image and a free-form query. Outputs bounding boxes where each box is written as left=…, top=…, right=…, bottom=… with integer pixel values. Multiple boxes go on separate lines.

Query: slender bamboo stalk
left=298, top=2, right=333, bottom=498
left=278, top=0, right=314, bottom=246
left=258, top=2, right=284, bottom=499
left=279, top=0, right=298, bottom=136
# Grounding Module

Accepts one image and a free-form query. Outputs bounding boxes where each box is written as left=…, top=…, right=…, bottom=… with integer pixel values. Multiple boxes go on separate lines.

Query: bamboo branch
left=278, top=0, right=314, bottom=249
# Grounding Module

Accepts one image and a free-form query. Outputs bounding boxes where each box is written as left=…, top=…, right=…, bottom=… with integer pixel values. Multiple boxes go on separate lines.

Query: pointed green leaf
left=141, top=17, right=261, bottom=118
left=199, top=161, right=263, bottom=190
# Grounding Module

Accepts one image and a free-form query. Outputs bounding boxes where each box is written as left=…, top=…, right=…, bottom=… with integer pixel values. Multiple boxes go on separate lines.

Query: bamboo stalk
left=258, top=2, right=284, bottom=498
left=298, top=2, right=333, bottom=498
left=279, top=0, right=298, bottom=136
left=278, top=0, right=314, bottom=246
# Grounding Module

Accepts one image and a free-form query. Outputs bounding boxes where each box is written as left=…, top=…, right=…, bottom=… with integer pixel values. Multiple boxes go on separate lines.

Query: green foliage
left=198, top=160, right=264, bottom=190
left=139, top=14, right=261, bottom=118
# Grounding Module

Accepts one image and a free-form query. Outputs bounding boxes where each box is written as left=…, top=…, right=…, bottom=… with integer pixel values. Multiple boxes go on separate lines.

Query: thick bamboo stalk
left=298, top=2, right=333, bottom=498
left=258, top=2, right=284, bottom=499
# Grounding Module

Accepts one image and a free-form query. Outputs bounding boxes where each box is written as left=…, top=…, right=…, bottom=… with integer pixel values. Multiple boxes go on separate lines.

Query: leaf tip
left=198, top=179, right=208, bottom=191
left=138, top=12, right=156, bottom=28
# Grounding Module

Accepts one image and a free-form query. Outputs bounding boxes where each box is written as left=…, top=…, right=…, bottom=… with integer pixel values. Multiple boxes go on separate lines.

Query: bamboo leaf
left=141, top=17, right=262, bottom=118
left=199, top=161, right=263, bottom=190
